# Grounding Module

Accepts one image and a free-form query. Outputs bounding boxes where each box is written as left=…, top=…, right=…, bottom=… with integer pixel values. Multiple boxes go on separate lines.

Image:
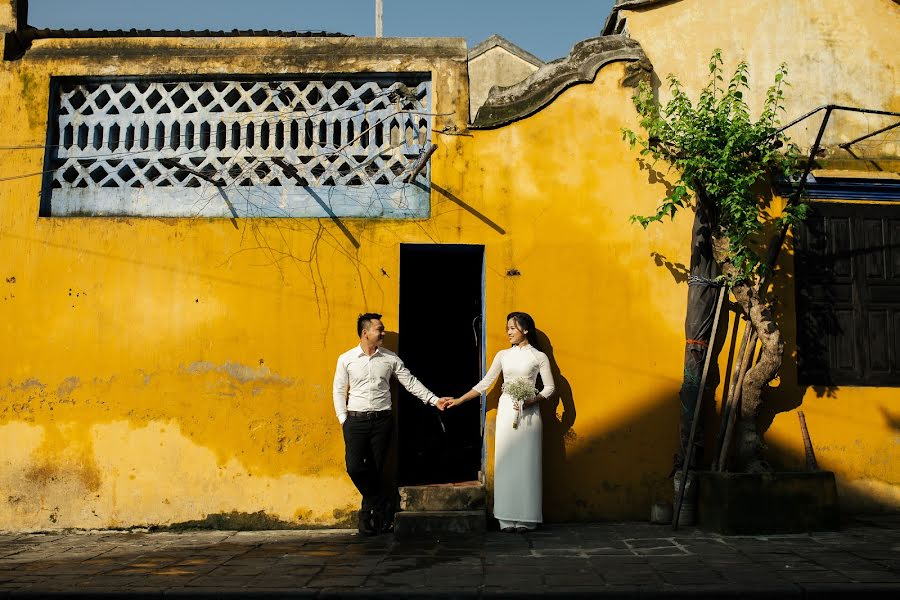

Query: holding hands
left=437, top=394, right=540, bottom=411
left=436, top=397, right=468, bottom=410
left=436, top=397, right=462, bottom=410
left=436, top=397, right=454, bottom=410
left=444, top=398, right=466, bottom=410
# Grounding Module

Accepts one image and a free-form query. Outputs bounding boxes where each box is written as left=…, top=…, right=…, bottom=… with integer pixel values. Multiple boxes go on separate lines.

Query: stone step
left=393, top=510, right=486, bottom=538
left=399, top=481, right=485, bottom=512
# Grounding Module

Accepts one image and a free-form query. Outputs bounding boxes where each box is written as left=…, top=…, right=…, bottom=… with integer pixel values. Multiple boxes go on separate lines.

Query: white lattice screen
left=42, top=75, right=433, bottom=218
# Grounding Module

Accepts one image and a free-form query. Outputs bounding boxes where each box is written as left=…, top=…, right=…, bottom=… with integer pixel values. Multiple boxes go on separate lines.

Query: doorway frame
left=479, top=249, right=487, bottom=484
left=397, top=242, right=487, bottom=485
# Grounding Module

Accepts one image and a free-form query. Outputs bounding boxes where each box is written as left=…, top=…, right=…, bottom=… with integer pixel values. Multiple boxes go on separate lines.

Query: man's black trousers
left=342, top=411, right=393, bottom=520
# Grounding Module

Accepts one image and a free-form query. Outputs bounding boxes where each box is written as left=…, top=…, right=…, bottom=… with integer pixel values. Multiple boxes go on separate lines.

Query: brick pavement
left=0, top=515, right=898, bottom=598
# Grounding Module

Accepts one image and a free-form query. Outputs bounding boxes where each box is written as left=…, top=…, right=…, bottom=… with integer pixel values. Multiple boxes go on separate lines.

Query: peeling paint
left=56, top=376, right=80, bottom=398
left=184, top=361, right=293, bottom=385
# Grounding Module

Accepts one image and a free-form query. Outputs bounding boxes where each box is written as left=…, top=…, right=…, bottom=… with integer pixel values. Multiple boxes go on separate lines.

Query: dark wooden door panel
left=890, top=219, right=900, bottom=279
left=796, top=203, right=900, bottom=386
left=866, top=310, right=891, bottom=374
left=862, top=218, right=886, bottom=279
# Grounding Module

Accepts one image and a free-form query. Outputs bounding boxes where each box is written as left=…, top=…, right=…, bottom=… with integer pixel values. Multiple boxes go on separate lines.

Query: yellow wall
left=620, top=0, right=900, bottom=512
left=622, top=0, right=900, bottom=155
left=0, top=34, right=688, bottom=528
left=0, top=35, right=481, bottom=530
left=1, top=0, right=898, bottom=531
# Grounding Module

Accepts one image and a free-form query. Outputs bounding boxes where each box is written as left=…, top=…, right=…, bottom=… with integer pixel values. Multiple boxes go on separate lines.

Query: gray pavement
left=1, top=515, right=899, bottom=598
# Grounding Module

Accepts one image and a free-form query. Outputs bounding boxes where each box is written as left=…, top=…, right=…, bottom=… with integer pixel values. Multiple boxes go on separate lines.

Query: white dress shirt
left=333, top=345, right=439, bottom=424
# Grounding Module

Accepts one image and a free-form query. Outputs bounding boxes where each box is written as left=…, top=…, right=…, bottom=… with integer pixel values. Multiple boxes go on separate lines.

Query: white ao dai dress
left=473, top=344, right=555, bottom=527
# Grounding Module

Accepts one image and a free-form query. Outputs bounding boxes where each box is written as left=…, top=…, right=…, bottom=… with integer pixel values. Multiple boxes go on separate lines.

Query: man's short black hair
left=357, top=313, right=383, bottom=337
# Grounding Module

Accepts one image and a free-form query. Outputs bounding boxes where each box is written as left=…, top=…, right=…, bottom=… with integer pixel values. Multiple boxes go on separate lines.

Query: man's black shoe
left=372, top=508, right=395, bottom=534
left=370, top=510, right=391, bottom=534
left=379, top=519, right=394, bottom=534
left=357, top=510, right=377, bottom=536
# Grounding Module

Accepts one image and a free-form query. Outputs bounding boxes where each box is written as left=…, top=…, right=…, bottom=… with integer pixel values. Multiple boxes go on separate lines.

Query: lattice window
left=41, top=75, right=433, bottom=218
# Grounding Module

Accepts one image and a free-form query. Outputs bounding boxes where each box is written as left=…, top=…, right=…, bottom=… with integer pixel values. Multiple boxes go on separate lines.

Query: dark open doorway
left=398, top=244, right=484, bottom=486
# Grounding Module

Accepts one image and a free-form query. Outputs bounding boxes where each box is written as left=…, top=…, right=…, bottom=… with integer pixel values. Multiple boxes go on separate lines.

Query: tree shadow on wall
left=646, top=227, right=837, bottom=473
left=757, top=231, right=839, bottom=445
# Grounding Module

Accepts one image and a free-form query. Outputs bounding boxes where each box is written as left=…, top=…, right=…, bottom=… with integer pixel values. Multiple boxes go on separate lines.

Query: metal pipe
left=375, top=0, right=383, bottom=37
left=839, top=120, right=900, bottom=149
left=759, top=106, right=834, bottom=284
left=775, top=104, right=900, bottom=135
left=828, top=105, right=900, bottom=117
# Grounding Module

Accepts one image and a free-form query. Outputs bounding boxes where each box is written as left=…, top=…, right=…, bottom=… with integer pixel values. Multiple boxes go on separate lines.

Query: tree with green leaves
left=623, top=50, right=804, bottom=472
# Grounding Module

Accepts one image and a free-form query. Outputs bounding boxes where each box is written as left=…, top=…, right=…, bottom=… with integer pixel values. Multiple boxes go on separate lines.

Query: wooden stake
left=715, top=330, right=758, bottom=472
left=405, top=143, right=437, bottom=184
left=712, top=321, right=750, bottom=471
left=798, top=411, right=818, bottom=470
left=673, top=285, right=726, bottom=530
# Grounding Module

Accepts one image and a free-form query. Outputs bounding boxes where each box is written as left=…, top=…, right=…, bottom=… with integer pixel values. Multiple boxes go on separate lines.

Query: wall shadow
left=535, top=330, right=577, bottom=510
left=648, top=252, right=728, bottom=473
left=636, top=157, right=678, bottom=199
left=431, top=182, right=507, bottom=235
left=758, top=232, right=839, bottom=438
left=650, top=251, right=690, bottom=284
left=643, top=198, right=852, bottom=473
left=383, top=330, right=402, bottom=520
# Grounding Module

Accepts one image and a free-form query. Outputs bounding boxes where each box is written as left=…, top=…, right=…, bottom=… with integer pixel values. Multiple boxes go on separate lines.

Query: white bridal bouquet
left=502, top=377, right=538, bottom=429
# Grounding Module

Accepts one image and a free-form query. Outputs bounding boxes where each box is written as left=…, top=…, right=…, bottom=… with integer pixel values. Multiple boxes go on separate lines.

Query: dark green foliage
left=623, top=50, right=805, bottom=283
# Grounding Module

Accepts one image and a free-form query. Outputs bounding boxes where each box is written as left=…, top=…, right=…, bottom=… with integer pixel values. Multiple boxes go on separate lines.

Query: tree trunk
left=675, top=206, right=719, bottom=473
left=712, top=234, right=784, bottom=473
left=731, top=281, right=783, bottom=472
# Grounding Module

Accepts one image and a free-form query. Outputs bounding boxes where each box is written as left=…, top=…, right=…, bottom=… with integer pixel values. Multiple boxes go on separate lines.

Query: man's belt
left=347, top=409, right=392, bottom=419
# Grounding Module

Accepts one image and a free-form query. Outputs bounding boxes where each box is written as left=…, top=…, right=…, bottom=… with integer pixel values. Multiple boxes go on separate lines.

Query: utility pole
left=375, top=0, right=383, bottom=37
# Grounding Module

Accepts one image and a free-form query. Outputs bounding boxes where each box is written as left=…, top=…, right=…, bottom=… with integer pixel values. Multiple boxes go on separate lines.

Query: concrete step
left=393, top=510, right=486, bottom=538
left=399, top=481, right=485, bottom=512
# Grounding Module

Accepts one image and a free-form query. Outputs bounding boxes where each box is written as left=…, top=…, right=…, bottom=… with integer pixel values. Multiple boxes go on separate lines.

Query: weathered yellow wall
left=620, top=0, right=900, bottom=512
left=0, top=36, right=480, bottom=530
left=622, top=0, right=900, bottom=154
left=0, top=4, right=13, bottom=31
left=1, top=0, right=898, bottom=531
left=468, top=47, right=540, bottom=122
left=0, top=31, right=691, bottom=528
left=468, top=62, right=691, bottom=521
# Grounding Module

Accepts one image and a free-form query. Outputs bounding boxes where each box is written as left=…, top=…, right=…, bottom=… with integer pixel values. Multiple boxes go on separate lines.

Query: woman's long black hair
left=507, top=311, right=541, bottom=352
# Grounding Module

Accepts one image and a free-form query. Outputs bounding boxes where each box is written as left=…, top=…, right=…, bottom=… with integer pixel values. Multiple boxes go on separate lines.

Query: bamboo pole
left=673, top=285, right=726, bottom=530
left=715, top=330, right=758, bottom=471
left=712, top=319, right=751, bottom=470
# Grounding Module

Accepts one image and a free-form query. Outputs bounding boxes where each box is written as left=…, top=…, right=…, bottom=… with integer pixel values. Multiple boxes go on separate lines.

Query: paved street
left=1, top=515, right=899, bottom=598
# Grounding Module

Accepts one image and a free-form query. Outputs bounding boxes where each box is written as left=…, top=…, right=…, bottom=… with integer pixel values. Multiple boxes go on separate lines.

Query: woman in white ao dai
left=446, top=312, right=555, bottom=532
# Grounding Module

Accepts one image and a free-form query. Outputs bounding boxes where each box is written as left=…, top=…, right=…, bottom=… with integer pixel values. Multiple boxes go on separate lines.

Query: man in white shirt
left=333, top=312, right=451, bottom=535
